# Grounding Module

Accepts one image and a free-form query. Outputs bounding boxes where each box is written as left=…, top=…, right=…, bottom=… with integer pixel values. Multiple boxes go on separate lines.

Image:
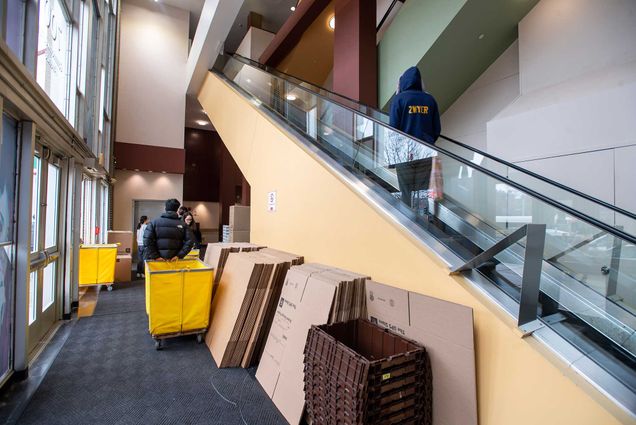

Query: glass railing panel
left=216, top=56, right=636, bottom=381
left=230, top=55, right=636, bottom=238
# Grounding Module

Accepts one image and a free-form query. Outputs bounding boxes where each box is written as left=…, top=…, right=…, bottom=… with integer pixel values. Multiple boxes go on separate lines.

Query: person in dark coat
left=183, top=211, right=202, bottom=249
left=389, top=66, right=441, bottom=144
left=143, top=199, right=195, bottom=261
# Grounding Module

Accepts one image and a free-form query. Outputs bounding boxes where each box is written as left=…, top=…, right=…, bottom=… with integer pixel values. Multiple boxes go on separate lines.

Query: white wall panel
left=519, top=0, right=636, bottom=94
left=116, top=0, right=189, bottom=149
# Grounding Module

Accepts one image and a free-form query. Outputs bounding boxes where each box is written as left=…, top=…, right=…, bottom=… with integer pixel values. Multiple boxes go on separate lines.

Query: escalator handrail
left=219, top=57, right=636, bottom=246
left=231, top=53, right=386, bottom=117
left=438, top=134, right=636, bottom=223
left=230, top=53, right=636, bottom=226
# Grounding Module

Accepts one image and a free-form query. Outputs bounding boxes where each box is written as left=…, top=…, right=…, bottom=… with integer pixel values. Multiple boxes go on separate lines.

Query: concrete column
left=333, top=0, right=377, bottom=107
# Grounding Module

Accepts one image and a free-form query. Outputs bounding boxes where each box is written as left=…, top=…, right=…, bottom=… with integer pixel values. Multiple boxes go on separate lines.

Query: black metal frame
left=451, top=224, right=546, bottom=333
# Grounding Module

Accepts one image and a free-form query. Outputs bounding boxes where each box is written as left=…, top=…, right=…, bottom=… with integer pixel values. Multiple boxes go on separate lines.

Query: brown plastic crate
left=303, top=319, right=432, bottom=425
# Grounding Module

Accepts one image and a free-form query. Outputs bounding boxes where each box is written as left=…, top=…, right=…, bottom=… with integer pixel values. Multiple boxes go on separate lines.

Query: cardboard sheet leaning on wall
left=366, top=281, right=477, bottom=425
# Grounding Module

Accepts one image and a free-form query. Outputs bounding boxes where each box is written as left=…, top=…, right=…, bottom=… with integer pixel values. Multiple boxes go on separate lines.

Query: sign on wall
left=267, top=191, right=277, bottom=212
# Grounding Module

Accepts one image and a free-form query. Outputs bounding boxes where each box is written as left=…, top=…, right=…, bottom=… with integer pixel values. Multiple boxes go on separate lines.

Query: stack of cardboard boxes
left=255, top=263, right=369, bottom=424
left=206, top=248, right=303, bottom=368
left=222, top=205, right=250, bottom=242
left=107, top=231, right=133, bottom=283
left=200, top=244, right=478, bottom=425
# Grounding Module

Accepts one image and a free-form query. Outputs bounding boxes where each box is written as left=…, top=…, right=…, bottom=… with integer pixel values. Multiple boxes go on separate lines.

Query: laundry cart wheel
left=154, top=339, right=163, bottom=350
left=196, top=333, right=204, bottom=344
left=107, top=285, right=113, bottom=292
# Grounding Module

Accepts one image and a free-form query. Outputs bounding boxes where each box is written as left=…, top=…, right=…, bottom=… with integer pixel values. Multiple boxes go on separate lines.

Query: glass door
left=27, top=145, right=63, bottom=354
left=0, top=114, right=19, bottom=384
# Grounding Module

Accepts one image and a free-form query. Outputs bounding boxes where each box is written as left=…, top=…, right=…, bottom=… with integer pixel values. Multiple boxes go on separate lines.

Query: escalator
left=206, top=54, right=636, bottom=415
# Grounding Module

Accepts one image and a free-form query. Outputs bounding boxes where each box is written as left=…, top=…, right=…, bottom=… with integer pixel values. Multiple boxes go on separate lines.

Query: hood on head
left=399, top=66, right=423, bottom=92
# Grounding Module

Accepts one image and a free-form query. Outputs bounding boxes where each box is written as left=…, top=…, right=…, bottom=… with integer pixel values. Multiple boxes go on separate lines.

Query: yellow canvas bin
left=145, top=259, right=214, bottom=350
left=79, top=244, right=118, bottom=291
left=184, top=249, right=200, bottom=260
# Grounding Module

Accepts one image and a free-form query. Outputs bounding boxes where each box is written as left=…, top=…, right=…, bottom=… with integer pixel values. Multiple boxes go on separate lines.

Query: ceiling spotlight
left=196, top=120, right=208, bottom=126
left=290, top=6, right=295, bottom=11
left=286, top=94, right=297, bottom=101
left=328, top=16, right=335, bottom=30
left=478, top=33, right=485, bottom=40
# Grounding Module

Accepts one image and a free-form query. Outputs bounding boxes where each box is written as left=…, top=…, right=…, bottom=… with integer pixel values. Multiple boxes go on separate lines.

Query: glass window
left=31, top=156, right=41, bottom=252
left=98, top=66, right=105, bottom=132
left=77, top=0, right=89, bottom=95
left=42, top=261, right=55, bottom=311
left=44, top=163, right=60, bottom=248
left=28, top=271, right=37, bottom=324
left=5, top=0, right=27, bottom=60
left=0, top=114, right=19, bottom=380
left=100, top=182, right=108, bottom=242
left=80, top=177, right=94, bottom=244
left=36, top=0, right=72, bottom=117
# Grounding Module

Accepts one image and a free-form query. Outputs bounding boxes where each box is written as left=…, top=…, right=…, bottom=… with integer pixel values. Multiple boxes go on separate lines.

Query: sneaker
left=136, top=273, right=141, bottom=278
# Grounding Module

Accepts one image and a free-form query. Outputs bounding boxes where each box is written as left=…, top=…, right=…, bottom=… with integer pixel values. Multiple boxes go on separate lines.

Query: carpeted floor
left=17, top=280, right=287, bottom=425
left=92, top=281, right=146, bottom=317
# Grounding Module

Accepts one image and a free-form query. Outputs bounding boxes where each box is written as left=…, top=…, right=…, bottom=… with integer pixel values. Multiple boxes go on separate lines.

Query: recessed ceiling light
left=328, top=16, right=335, bottom=30
left=134, top=168, right=140, bottom=172
left=196, top=120, right=208, bottom=126
left=246, top=78, right=252, bottom=83
left=161, top=171, right=167, bottom=174
left=286, top=94, right=297, bottom=101
left=478, top=33, right=485, bottom=40
left=290, top=6, right=295, bottom=11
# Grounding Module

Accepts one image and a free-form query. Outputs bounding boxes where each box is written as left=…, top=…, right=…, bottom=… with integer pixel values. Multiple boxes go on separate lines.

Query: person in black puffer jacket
left=143, top=199, right=195, bottom=260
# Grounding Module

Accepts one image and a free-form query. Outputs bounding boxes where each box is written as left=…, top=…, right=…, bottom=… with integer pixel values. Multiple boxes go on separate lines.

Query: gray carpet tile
left=17, top=281, right=287, bottom=425
left=92, top=280, right=146, bottom=317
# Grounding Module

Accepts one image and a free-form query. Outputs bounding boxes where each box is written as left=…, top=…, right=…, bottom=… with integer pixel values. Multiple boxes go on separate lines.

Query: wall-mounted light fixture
left=328, top=16, right=335, bottom=30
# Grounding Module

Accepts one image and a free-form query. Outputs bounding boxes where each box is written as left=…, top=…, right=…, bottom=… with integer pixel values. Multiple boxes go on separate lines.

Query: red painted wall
left=183, top=128, right=250, bottom=238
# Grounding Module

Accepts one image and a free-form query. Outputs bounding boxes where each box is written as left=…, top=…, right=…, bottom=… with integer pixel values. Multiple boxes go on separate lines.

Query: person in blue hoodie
left=389, top=66, right=441, bottom=144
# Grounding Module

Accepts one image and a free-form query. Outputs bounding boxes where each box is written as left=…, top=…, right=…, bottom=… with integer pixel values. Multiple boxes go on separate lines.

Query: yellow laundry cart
left=79, top=244, right=118, bottom=291
left=145, top=259, right=214, bottom=350
left=184, top=248, right=200, bottom=260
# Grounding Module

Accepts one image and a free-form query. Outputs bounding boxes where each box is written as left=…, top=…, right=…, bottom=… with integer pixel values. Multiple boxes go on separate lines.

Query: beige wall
left=199, top=72, right=627, bottom=425
left=116, top=0, right=189, bottom=149
left=112, top=170, right=183, bottom=231
left=235, top=27, right=275, bottom=61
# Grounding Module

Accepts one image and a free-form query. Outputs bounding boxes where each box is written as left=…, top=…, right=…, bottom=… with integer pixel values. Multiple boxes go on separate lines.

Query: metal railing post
left=518, top=224, right=546, bottom=332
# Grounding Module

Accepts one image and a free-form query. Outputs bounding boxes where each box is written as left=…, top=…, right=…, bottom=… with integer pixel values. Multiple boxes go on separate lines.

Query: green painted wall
left=378, top=0, right=467, bottom=108
left=378, top=0, right=538, bottom=113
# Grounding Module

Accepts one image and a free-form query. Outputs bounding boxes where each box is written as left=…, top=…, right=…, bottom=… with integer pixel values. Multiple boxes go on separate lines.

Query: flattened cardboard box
left=271, top=273, right=337, bottom=425
left=366, top=281, right=478, bottom=425
left=257, top=264, right=368, bottom=425
left=256, top=265, right=325, bottom=397
left=206, top=253, right=257, bottom=366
